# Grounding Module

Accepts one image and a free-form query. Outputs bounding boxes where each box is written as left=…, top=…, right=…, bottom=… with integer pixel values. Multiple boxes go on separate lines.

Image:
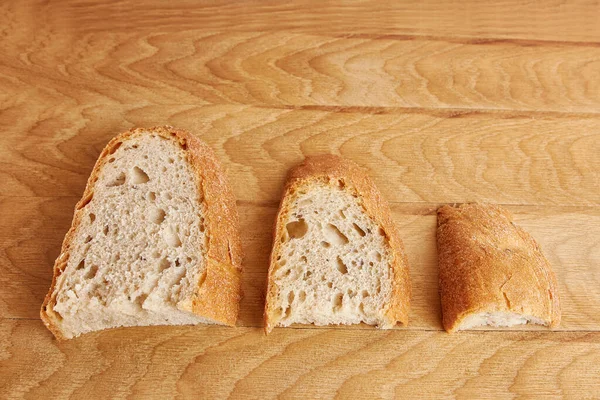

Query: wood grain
left=2, top=196, right=599, bottom=331
left=2, top=105, right=599, bottom=205
left=3, top=30, right=600, bottom=112
left=4, top=0, right=600, bottom=42
left=1, top=320, right=599, bottom=399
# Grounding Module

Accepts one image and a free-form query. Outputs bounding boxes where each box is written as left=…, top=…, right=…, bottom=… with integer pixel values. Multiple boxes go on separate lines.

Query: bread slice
left=437, top=203, right=561, bottom=333
left=264, top=155, right=411, bottom=333
left=40, top=126, right=243, bottom=339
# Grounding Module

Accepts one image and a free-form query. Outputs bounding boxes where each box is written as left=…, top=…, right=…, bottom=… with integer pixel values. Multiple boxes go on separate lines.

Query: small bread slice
left=40, top=126, right=242, bottom=339
left=437, top=203, right=560, bottom=333
left=264, top=155, right=411, bottom=333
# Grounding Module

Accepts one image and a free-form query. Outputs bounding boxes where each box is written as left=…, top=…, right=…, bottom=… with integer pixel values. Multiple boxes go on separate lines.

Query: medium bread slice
left=437, top=203, right=561, bottom=333
left=264, top=155, right=411, bottom=333
left=40, top=126, right=243, bottom=339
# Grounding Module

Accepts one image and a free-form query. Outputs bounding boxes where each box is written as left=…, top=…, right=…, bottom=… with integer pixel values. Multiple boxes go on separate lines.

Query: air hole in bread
left=358, top=303, right=365, bottom=315
left=168, top=157, right=175, bottom=164
left=107, top=172, right=126, bottom=187
left=131, top=166, right=150, bottom=184
left=321, top=241, right=330, bottom=248
left=175, top=259, right=181, bottom=267
left=89, top=213, right=96, bottom=223
left=288, top=291, right=295, bottom=305
left=333, top=292, right=343, bottom=311
left=298, top=291, right=306, bottom=302
left=166, top=193, right=172, bottom=200
left=158, top=258, right=171, bottom=273
left=324, top=224, right=349, bottom=245
left=186, top=256, right=192, bottom=263
left=305, top=270, right=312, bottom=279
left=347, top=289, right=356, bottom=298
left=352, top=223, right=366, bottom=237
left=76, top=260, right=85, bottom=270
left=327, top=282, right=333, bottom=289
left=108, top=142, right=122, bottom=155
left=150, top=208, right=166, bottom=224
left=374, top=251, right=382, bottom=262
left=163, top=226, right=182, bottom=247
left=111, top=253, right=120, bottom=263
left=336, top=257, right=348, bottom=274
left=147, top=192, right=156, bottom=201
left=378, top=227, right=386, bottom=236
left=339, top=209, right=346, bottom=219
left=151, top=250, right=161, bottom=259
left=337, top=179, right=345, bottom=188
left=85, top=265, right=99, bottom=280
left=108, top=157, right=115, bottom=163
left=361, top=290, right=370, bottom=298
left=135, top=294, right=148, bottom=308
left=84, top=235, right=93, bottom=244
left=286, top=219, right=308, bottom=239
left=300, top=256, right=307, bottom=263
left=103, top=225, right=109, bottom=235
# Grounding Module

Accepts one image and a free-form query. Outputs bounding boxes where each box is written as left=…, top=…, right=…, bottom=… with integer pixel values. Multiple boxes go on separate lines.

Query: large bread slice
left=264, top=155, right=411, bottom=333
left=41, top=126, right=243, bottom=339
left=437, top=203, right=561, bottom=333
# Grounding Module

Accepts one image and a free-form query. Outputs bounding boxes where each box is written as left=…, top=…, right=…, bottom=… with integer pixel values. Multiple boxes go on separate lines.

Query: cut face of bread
left=436, top=203, right=561, bottom=333
left=458, top=312, right=546, bottom=330
left=41, top=127, right=242, bottom=339
left=264, top=155, right=411, bottom=332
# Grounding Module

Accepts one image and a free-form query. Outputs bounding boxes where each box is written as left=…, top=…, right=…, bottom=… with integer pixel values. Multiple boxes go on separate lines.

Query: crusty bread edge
left=40, top=126, right=243, bottom=339
left=436, top=203, right=561, bottom=333
left=263, top=155, right=411, bottom=333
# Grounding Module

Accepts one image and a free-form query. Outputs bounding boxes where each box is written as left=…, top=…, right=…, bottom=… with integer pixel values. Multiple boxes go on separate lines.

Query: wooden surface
left=1, top=1, right=599, bottom=398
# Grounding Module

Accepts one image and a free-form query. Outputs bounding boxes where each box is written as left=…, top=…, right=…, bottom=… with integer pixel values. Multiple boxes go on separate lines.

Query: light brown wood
left=3, top=30, right=600, bottom=112
left=1, top=320, right=599, bottom=399
left=1, top=1, right=599, bottom=398
left=1, top=105, right=599, bottom=205
left=4, top=0, right=600, bottom=42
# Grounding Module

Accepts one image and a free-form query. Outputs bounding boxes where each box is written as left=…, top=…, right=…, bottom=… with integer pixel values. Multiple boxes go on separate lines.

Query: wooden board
left=1, top=1, right=599, bottom=398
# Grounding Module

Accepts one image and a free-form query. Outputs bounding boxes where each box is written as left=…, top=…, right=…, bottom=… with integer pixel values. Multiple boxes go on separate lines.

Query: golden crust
left=436, top=203, right=561, bottom=333
left=264, top=155, right=411, bottom=333
left=40, top=126, right=242, bottom=339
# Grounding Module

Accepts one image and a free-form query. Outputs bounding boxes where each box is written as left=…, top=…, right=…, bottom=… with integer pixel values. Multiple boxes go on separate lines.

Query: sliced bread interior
left=264, top=155, right=410, bottom=333
left=436, top=203, right=561, bottom=333
left=41, top=127, right=242, bottom=339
